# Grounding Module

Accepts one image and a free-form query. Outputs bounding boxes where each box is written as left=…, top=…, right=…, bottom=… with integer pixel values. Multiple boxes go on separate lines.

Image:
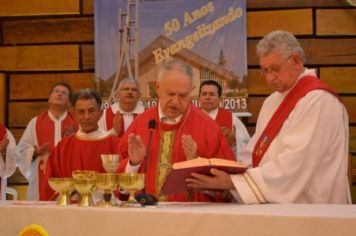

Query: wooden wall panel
left=81, top=44, right=94, bottom=70
left=247, top=69, right=272, bottom=95
left=0, top=74, right=5, bottom=124
left=9, top=128, right=25, bottom=143
left=2, top=18, right=94, bottom=44
left=9, top=102, right=48, bottom=128
left=9, top=73, right=95, bottom=100
left=317, top=9, right=356, bottom=36
left=247, top=39, right=259, bottom=65
left=247, top=9, right=313, bottom=37
left=341, top=97, right=356, bottom=124
left=352, top=187, right=356, bottom=203
left=247, top=39, right=356, bottom=66
left=0, top=45, right=79, bottom=71
left=320, top=67, right=356, bottom=94
left=0, top=0, right=80, bottom=16
left=82, top=0, right=94, bottom=15
left=351, top=127, right=356, bottom=153
left=247, top=0, right=349, bottom=8
left=247, top=96, right=266, bottom=124
left=300, top=39, right=356, bottom=65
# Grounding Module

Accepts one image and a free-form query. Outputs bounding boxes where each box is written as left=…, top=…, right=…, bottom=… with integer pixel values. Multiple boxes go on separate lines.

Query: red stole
left=36, top=112, right=78, bottom=194
left=105, top=107, right=138, bottom=137
left=252, top=75, right=338, bottom=167
left=0, top=124, right=5, bottom=192
left=0, top=124, right=5, bottom=140
left=215, top=108, right=233, bottom=130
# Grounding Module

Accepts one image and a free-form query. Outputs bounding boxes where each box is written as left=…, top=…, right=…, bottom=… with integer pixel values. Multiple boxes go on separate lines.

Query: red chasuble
left=105, top=107, right=138, bottom=137
left=40, top=134, right=120, bottom=200
left=36, top=112, right=78, bottom=197
left=252, top=75, right=338, bottom=167
left=215, top=108, right=233, bottom=130
left=0, top=124, right=5, bottom=140
left=119, top=105, right=235, bottom=202
left=0, top=124, right=6, bottom=191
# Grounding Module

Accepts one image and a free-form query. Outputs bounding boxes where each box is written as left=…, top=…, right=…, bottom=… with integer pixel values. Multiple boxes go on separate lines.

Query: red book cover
left=161, top=158, right=247, bottom=195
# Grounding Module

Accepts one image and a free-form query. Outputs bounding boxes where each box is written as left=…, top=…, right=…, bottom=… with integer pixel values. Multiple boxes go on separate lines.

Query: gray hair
left=71, top=89, right=102, bottom=108
left=118, top=77, right=141, bottom=92
left=157, top=60, right=195, bottom=87
left=256, top=30, right=306, bottom=63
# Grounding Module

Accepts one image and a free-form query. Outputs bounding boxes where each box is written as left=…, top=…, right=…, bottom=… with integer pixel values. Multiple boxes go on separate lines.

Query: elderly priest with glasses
left=118, top=60, right=235, bottom=202
left=187, top=30, right=351, bottom=204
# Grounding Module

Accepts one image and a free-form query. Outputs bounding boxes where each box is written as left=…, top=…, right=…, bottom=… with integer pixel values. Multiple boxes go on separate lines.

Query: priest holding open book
left=118, top=60, right=235, bottom=202
left=187, top=31, right=351, bottom=204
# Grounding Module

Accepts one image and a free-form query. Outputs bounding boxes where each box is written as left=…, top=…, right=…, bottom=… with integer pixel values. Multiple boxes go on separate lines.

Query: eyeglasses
left=260, top=55, right=293, bottom=76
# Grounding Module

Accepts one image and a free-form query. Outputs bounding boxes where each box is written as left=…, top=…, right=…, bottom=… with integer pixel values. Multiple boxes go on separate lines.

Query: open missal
left=161, top=157, right=247, bottom=195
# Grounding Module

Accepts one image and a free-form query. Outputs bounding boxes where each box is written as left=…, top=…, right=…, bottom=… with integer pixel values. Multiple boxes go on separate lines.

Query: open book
left=161, top=157, right=247, bottom=195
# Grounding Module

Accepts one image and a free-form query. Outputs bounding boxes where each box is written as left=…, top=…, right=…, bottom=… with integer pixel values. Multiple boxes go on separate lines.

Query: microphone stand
left=135, top=119, right=158, bottom=206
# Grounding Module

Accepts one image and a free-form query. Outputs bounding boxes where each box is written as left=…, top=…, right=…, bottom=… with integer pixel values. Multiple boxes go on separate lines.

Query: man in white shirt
left=17, top=83, right=78, bottom=200
left=187, top=30, right=351, bottom=204
left=0, top=124, right=18, bottom=200
left=198, top=80, right=250, bottom=159
left=98, top=77, right=144, bottom=137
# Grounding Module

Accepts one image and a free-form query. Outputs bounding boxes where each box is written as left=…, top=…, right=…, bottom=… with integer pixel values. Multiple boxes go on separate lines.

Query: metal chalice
left=72, top=170, right=96, bottom=207
left=119, top=173, right=145, bottom=207
left=48, top=177, right=74, bottom=206
left=95, top=173, right=120, bottom=207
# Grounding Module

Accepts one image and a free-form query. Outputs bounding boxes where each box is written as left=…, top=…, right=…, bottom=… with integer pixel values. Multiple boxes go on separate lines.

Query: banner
left=95, top=0, right=248, bottom=113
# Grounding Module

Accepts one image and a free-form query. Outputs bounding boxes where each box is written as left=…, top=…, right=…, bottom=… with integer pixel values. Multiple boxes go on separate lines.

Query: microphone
left=135, top=119, right=158, bottom=206
left=143, top=119, right=156, bottom=174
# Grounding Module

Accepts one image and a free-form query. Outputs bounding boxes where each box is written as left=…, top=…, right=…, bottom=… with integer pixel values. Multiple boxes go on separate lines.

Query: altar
left=1, top=201, right=355, bottom=236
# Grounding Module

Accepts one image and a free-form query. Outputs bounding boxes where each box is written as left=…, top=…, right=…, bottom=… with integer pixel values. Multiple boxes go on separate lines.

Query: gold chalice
left=119, top=173, right=145, bottom=207
left=72, top=170, right=96, bottom=207
left=48, top=177, right=74, bottom=206
left=101, top=154, right=120, bottom=173
left=95, top=173, right=120, bottom=207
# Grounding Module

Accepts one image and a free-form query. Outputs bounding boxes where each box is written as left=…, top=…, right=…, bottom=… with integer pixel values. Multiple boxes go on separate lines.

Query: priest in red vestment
left=40, top=89, right=120, bottom=201
left=17, top=82, right=78, bottom=200
left=198, top=80, right=250, bottom=159
left=98, top=77, right=144, bottom=137
left=119, top=60, right=235, bottom=202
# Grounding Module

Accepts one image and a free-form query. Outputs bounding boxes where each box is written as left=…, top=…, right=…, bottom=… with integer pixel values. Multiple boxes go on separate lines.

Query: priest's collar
left=202, top=107, right=219, bottom=120
left=158, top=102, right=182, bottom=124
left=76, top=127, right=107, bottom=140
left=111, top=101, right=145, bottom=115
left=48, top=110, right=68, bottom=121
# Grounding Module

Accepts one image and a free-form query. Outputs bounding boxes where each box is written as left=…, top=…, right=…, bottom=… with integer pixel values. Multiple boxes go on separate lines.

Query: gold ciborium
left=101, top=154, right=120, bottom=173
left=119, top=173, right=145, bottom=207
left=95, top=173, right=120, bottom=207
left=48, top=177, right=74, bottom=206
left=72, top=170, right=96, bottom=207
